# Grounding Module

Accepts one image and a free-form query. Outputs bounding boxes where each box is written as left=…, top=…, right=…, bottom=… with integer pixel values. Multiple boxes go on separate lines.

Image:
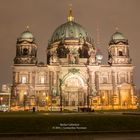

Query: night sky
left=0, top=0, right=140, bottom=88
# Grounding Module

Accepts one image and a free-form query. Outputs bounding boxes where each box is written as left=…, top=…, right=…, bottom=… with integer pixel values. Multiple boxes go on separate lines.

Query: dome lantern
left=67, top=5, right=74, bottom=22
left=14, top=26, right=38, bottom=65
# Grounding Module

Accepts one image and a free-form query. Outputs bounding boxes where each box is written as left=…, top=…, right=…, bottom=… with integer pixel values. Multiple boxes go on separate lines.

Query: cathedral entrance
left=61, top=74, right=87, bottom=111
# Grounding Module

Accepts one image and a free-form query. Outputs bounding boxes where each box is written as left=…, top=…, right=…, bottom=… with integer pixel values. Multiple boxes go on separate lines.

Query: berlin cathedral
left=11, top=8, right=137, bottom=111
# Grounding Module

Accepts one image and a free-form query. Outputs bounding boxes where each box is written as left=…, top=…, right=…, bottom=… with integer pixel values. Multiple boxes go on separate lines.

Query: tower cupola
left=108, top=30, right=131, bottom=65
left=109, top=31, right=128, bottom=45
left=14, top=26, right=38, bottom=65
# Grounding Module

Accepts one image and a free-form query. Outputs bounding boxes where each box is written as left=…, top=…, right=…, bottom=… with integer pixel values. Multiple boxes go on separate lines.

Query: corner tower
left=108, top=30, right=131, bottom=65
left=14, top=27, right=38, bottom=65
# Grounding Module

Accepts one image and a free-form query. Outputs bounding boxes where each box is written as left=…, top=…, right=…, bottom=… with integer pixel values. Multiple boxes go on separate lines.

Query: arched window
left=119, top=51, right=123, bottom=56
left=23, top=48, right=29, bottom=55
left=39, top=76, right=45, bottom=84
left=21, top=75, right=28, bottom=83
left=120, top=76, right=125, bottom=83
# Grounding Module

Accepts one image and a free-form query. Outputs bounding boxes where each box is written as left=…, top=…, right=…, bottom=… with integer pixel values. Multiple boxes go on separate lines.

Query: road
left=0, top=133, right=140, bottom=140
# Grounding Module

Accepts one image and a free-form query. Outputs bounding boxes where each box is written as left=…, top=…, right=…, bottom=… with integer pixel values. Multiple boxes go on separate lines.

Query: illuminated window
left=65, top=77, right=83, bottom=87
left=21, top=75, right=27, bottom=83
left=39, top=76, right=45, bottom=84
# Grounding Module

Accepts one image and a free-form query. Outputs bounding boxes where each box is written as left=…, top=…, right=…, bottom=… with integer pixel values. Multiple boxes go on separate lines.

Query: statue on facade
left=51, top=50, right=59, bottom=63
left=89, top=50, right=96, bottom=64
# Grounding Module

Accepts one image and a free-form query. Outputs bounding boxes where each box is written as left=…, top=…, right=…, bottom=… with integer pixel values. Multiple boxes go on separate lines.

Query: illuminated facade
left=12, top=9, right=137, bottom=111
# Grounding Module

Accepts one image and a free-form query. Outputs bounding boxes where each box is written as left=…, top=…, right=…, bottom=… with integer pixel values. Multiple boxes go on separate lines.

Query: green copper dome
left=18, top=27, right=34, bottom=42
left=109, top=31, right=128, bottom=45
left=50, top=21, right=90, bottom=43
left=111, top=31, right=125, bottom=40
left=20, top=31, right=34, bottom=39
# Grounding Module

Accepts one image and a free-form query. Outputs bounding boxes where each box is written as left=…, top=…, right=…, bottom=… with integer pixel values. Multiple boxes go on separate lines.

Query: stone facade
left=12, top=10, right=137, bottom=111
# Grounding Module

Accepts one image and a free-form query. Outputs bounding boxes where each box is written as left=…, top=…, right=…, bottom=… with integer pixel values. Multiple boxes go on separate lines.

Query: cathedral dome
left=111, top=31, right=125, bottom=40
left=18, top=27, right=34, bottom=42
left=109, top=31, right=128, bottom=45
left=20, top=31, right=34, bottom=39
left=50, top=21, right=90, bottom=43
left=47, top=8, right=95, bottom=64
left=50, top=9, right=91, bottom=44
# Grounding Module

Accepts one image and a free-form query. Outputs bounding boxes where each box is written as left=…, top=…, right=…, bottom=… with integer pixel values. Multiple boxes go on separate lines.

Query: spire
left=67, top=4, right=74, bottom=22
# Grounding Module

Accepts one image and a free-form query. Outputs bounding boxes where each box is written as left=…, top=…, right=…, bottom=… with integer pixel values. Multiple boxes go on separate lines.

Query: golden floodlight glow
left=46, top=96, right=49, bottom=100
